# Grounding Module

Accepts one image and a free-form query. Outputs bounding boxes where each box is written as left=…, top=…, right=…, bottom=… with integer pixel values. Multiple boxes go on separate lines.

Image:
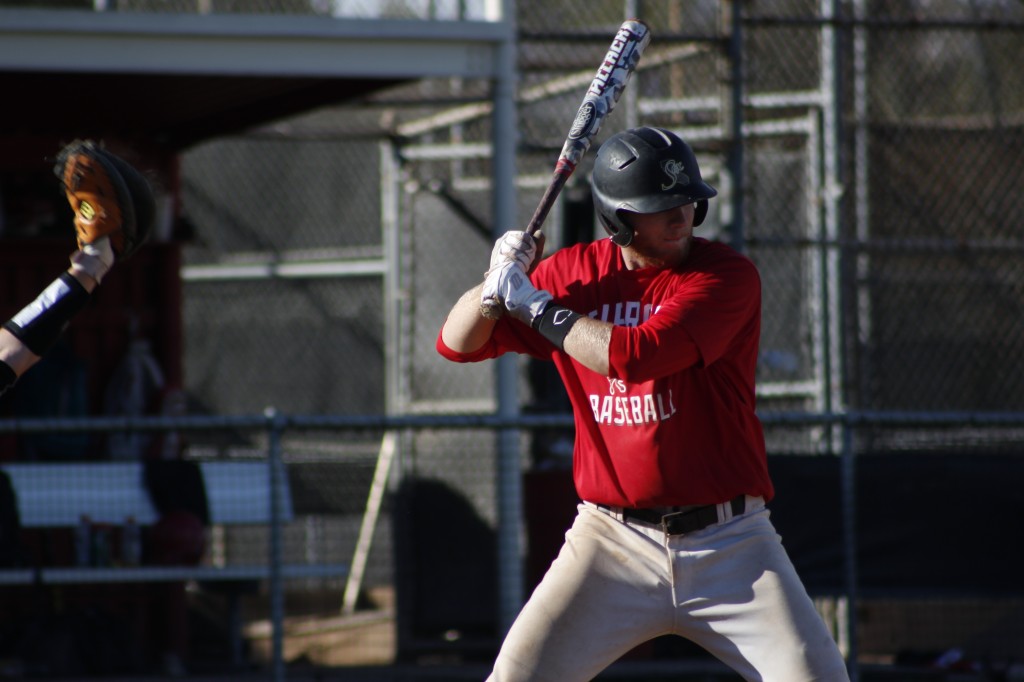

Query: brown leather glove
left=56, top=140, right=155, bottom=259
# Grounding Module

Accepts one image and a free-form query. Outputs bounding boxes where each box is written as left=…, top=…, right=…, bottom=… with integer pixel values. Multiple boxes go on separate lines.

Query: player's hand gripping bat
left=480, top=19, right=652, bottom=319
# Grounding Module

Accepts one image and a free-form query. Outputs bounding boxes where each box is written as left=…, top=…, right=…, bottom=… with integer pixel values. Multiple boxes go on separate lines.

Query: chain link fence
left=169, top=0, right=1024, bottom=676
left=2, top=0, right=1023, bottom=677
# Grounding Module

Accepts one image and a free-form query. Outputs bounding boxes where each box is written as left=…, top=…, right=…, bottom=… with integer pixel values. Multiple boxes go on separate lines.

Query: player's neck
left=621, top=237, right=692, bottom=271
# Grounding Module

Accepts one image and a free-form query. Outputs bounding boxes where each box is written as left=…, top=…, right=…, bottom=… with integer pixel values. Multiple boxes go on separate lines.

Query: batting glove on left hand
left=481, top=230, right=547, bottom=316
left=481, top=260, right=552, bottom=326
left=488, top=230, right=544, bottom=274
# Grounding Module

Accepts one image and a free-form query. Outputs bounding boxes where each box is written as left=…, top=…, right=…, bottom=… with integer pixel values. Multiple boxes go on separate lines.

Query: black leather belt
left=599, top=495, right=746, bottom=535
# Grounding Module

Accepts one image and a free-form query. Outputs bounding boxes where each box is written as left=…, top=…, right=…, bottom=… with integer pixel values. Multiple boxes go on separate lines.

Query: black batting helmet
left=591, top=127, right=717, bottom=246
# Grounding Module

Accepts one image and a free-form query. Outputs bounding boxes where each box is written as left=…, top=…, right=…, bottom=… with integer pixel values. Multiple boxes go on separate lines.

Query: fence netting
left=172, top=0, right=1024, bottom=674
left=3, top=0, right=1022, bottom=676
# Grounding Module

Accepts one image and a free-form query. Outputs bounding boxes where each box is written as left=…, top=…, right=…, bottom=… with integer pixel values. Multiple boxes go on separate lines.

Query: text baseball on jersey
left=589, top=389, right=677, bottom=426
left=588, top=377, right=677, bottom=427
left=584, top=300, right=679, bottom=426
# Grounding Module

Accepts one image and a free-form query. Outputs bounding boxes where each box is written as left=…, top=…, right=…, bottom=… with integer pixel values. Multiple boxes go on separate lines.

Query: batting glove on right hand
left=481, top=260, right=552, bottom=326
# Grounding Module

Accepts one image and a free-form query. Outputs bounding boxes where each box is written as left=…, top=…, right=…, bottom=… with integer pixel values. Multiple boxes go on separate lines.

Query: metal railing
left=3, top=409, right=1024, bottom=679
left=0, top=0, right=499, bottom=20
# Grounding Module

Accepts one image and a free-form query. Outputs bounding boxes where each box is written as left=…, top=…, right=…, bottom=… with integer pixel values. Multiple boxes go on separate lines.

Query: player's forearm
left=0, top=261, right=98, bottom=379
left=562, top=316, right=612, bottom=376
left=0, top=329, right=39, bottom=377
left=0, top=268, right=89, bottom=395
left=441, top=283, right=500, bottom=353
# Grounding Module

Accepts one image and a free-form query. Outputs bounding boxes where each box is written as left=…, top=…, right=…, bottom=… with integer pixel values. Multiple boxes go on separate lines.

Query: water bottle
left=122, top=516, right=142, bottom=567
left=74, top=515, right=91, bottom=566
left=91, top=524, right=112, bottom=567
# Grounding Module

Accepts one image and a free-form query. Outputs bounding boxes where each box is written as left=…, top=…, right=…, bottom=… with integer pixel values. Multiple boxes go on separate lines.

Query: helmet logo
left=660, top=159, right=690, bottom=191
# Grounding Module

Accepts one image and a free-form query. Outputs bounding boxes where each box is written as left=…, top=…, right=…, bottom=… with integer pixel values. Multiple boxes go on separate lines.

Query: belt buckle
left=660, top=505, right=716, bottom=535
left=660, top=508, right=691, bottom=535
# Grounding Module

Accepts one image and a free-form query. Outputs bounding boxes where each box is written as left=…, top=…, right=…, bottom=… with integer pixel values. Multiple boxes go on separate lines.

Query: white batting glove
left=488, top=230, right=542, bottom=274
left=480, top=259, right=508, bottom=317
left=482, top=230, right=545, bottom=314
left=482, top=260, right=552, bottom=326
left=69, top=236, right=115, bottom=284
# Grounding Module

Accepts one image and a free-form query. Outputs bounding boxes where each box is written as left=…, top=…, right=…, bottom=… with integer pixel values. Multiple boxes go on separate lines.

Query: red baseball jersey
left=437, top=237, right=774, bottom=507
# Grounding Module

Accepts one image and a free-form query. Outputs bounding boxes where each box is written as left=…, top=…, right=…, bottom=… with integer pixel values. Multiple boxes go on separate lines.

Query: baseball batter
left=437, top=127, right=849, bottom=681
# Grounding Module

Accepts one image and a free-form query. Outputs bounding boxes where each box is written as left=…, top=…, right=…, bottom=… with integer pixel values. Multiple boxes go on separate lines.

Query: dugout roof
left=0, top=9, right=509, bottom=153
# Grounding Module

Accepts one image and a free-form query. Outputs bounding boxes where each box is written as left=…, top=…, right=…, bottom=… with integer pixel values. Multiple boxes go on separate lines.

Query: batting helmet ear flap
left=601, top=210, right=634, bottom=247
left=693, top=199, right=709, bottom=227
left=603, top=199, right=703, bottom=245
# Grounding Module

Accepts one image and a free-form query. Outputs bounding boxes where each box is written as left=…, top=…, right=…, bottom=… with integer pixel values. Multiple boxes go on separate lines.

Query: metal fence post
left=841, top=415, right=860, bottom=682
left=493, top=0, right=523, bottom=637
left=726, top=0, right=746, bottom=253
left=265, top=407, right=286, bottom=682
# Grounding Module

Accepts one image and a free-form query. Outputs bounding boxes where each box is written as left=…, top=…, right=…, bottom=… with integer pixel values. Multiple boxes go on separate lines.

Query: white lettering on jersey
left=589, top=301, right=658, bottom=326
left=589, top=388, right=677, bottom=425
left=586, top=299, right=674, bottom=426
left=613, top=397, right=628, bottom=425
left=607, top=377, right=627, bottom=395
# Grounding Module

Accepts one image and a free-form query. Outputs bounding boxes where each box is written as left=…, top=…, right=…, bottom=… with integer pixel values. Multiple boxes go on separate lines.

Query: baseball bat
left=481, top=19, right=652, bottom=320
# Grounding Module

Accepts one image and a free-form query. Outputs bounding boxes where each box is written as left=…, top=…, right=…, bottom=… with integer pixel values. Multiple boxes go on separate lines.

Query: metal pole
left=841, top=417, right=860, bottom=681
left=265, top=407, right=286, bottom=682
left=492, top=0, right=523, bottom=636
left=726, top=0, right=746, bottom=251
left=820, top=0, right=844, bottom=446
left=852, top=0, right=873, bottom=451
left=822, top=0, right=857, bottom=674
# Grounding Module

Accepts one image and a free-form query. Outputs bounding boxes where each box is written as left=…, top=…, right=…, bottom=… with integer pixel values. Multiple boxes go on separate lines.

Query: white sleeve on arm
left=2, top=272, right=91, bottom=357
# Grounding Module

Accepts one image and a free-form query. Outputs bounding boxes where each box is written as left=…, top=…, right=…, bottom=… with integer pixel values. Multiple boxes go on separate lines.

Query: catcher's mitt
left=55, top=140, right=155, bottom=260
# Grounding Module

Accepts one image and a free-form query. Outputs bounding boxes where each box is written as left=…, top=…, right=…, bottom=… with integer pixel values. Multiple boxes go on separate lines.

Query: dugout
left=0, top=6, right=517, bottom=674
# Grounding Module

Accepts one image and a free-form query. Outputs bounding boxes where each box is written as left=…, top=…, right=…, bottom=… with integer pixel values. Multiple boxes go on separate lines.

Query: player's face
left=622, top=203, right=696, bottom=270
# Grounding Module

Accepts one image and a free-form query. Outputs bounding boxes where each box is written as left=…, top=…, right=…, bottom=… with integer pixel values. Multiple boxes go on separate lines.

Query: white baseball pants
left=488, top=500, right=850, bottom=682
